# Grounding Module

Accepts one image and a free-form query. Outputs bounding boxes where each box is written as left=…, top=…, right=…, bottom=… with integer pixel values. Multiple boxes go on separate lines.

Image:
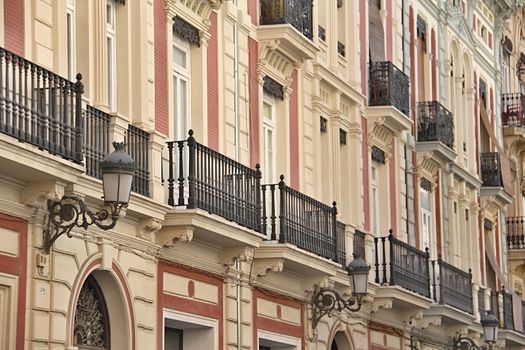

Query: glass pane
left=106, top=4, right=112, bottom=26
left=180, top=79, right=187, bottom=133
left=67, top=13, right=73, bottom=80
left=107, top=37, right=113, bottom=109
left=165, top=328, right=183, bottom=350
left=263, top=101, right=272, bottom=120
left=173, top=46, right=187, bottom=69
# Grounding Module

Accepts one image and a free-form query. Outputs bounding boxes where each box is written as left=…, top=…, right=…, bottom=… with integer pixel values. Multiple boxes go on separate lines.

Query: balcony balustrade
left=84, top=105, right=111, bottom=179
left=417, top=101, right=454, bottom=149
left=507, top=217, right=525, bottom=250
left=262, top=176, right=343, bottom=264
left=374, top=232, right=431, bottom=298
left=125, top=125, right=150, bottom=197
left=166, top=131, right=262, bottom=232
left=431, top=257, right=473, bottom=314
left=0, top=47, right=84, bottom=163
left=502, top=93, right=525, bottom=127
left=369, top=61, right=410, bottom=116
left=480, top=152, right=502, bottom=187
left=259, top=0, right=313, bottom=39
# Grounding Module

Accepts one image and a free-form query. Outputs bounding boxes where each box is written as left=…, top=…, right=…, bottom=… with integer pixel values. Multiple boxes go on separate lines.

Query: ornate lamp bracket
left=43, top=195, right=124, bottom=254
left=452, top=335, right=493, bottom=350
left=311, top=288, right=362, bottom=329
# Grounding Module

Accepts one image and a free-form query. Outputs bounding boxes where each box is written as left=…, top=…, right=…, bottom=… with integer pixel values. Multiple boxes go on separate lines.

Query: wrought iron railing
left=503, top=290, right=514, bottom=330
left=417, top=101, right=455, bottom=149
left=502, top=93, right=525, bottom=127
left=262, top=176, right=341, bottom=263
left=431, top=257, right=473, bottom=314
left=480, top=152, right=502, bottom=187
left=259, top=0, right=313, bottom=40
left=491, top=290, right=499, bottom=318
left=478, top=287, right=486, bottom=317
left=125, top=125, right=150, bottom=197
left=374, top=232, right=431, bottom=298
left=507, top=216, right=525, bottom=249
left=369, top=61, right=410, bottom=116
left=337, top=221, right=346, bottom=267
left=84, top=105, right=111, bottom=179
left=0, top=47, right=84, bottom=163
left=166, top=131, right=262, bottom=232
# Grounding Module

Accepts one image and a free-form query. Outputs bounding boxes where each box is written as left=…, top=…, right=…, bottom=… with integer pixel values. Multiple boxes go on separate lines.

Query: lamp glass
left=349, top=271, right=368, bottom=295
left=102, top=171, right=133, bottom=204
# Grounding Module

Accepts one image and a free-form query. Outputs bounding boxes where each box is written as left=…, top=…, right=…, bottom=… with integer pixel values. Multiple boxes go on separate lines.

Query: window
left=258, top=331, right=301, bottom=350
left=262, top=96, right=276, bottom=183
left=165, top=328, right=183, bottom=350
left=66, top=0, right=76, bottom=81
left=106, top=0, right=116, bottom=111
left=420, top=186, right=433, bottom=257
left=371, top=164, right=379, bottom=236
left=172, top=36, right=190, bottom=140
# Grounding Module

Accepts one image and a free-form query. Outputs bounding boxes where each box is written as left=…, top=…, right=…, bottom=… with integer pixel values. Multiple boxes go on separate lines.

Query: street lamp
left=42, top=142, right=136, bottom=253
left=311, top=254, right=371, bottom=329
left=452, top=311, right=499, bottom=350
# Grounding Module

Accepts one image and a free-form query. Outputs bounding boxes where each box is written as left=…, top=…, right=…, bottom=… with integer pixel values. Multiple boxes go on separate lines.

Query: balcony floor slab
left=424, top=304, right=475, bottom=326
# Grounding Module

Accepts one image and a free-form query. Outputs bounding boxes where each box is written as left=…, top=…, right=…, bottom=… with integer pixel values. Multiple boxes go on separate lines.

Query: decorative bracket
left=452, top=335, right=492, bottom=350
left=43, top=196, right=124, bottom=254
left=311, top=287, right=363, bottom=329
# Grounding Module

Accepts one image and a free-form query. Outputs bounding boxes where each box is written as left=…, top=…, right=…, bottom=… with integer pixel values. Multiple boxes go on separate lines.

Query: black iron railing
left=125, top=125, right=150, bottom=197
left=354, top=230, right=366, bottom=259
left=432, top=257, right=473, bottom=314
left=507, top=216, right=525, bottom=249
left=0, top=47, right=84, bottom=163
left=337, top=221, right=346, bottom=267
left=262, top=176, right=341, bottom=263
left=166, top=131, right=262, bottom=232
left=417, top=101, right=454, bottom=149
left=259, top=0, right=313, bottom=40
left=480, top=152, right=502, bottom=187
left=502, top=93, right=525, bottom=127
left=478, top=288, right=486, bottom=317
left=369, top=61, right=410, bottom=116
left=374, top=232, right=431, bottom=298
left=84, top=105, right=111, bottom=179
left=503, top=290, right=514, bottom=330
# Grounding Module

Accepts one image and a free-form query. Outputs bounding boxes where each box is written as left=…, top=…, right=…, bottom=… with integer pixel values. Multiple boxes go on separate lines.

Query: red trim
left=479, top=201, right=485, bottom=285
left=386, top=0, right=393, bottom=61
left=4, top=0, right=24, bottom=56
left=252, top=289, right=304, bottom=349
left=207, top=12, right=219, bottom=150
left=360, top=0, right=367, bottom=95
left=389, top=140, right=397, bottom=232
left=249, top=38, right=260, bottom=167
left=362, top=117, right=370, bottom=231
left=248, top=0, right=257, bottom=25
left=158, top=260, right=224, bottom=350
left=0, top=214, right=27, bottom=350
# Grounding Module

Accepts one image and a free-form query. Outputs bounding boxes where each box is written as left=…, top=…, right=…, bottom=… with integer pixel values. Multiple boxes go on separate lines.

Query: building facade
left=1, top=0, right=525, bottom=349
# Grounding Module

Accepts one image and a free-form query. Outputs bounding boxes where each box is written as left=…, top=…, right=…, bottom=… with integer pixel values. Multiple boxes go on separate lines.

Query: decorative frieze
left=263, top=76, right=284, bottom=100
left=173, top=16, right=201, bottom=46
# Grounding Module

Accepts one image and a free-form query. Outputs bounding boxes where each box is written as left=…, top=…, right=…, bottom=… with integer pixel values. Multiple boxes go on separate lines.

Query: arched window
left=74, top=275, right=111, bottom=349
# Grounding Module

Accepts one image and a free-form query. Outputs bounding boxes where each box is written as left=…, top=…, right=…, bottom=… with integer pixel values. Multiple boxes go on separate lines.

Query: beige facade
left=1, top=0, right=525, bottom=349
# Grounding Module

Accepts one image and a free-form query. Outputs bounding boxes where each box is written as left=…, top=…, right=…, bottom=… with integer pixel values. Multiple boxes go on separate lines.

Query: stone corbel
left=480, top=196, right=499, bottom=219
left=368, top=116, right=396, bottom=150
left=22, top=181, right=66, bottom=210
left=156, top=226, right=193, bottom=247
left=220, top=247, right=255, bottom=267
left=251, top=258, right=284, bottom=278
left=411, top=314, right=442, bottom=330
left=137, top=218, right=163, bottom=242
left=371, top=297, right=393, bottom=313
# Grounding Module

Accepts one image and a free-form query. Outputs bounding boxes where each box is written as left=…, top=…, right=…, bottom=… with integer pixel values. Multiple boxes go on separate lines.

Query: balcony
left=370, top=233, right=432, bottom=322
left=480, top=152, right=502, bottom=187
left=84, top=105, right=111, bottom=180
left=497, top=289, right=525, bottom=347
left=365, top=62, right=412, bottom=150
left=502, top=93, right=525, bottom=128
left=259, top=0, right=313, bottom=40
left=261, top=176, right=344, bottom=266
left=507, top=217, right=525, bottom=250
left=125, top=125, right=150, bottom=197
left=0, top=47, right=85, bottom=181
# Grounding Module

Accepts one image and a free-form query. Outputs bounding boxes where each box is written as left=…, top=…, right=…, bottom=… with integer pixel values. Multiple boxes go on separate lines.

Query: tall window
left=420, top=185, right=434, bottom=257
left=106, top=0, right=116, bottom=111
left=371, top=163, right=379, bottom=236
left=172, top=36, right=190, bottom=140
left=66, top=0, right=76, bottom=81
left=262, top=97, right=276, bottom=183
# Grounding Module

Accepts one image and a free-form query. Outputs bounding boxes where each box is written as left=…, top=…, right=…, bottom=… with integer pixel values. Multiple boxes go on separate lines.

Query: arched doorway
left=330, top=331, right=352, bottom=350
left=74, top=275, right=111, bottom=349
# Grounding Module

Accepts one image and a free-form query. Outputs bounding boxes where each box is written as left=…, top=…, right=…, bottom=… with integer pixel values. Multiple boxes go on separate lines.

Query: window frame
left=262, top=94, right=277, bottom=184
left=66, top=0, right=76, bottom=81
left=172, top=35, right=191, bottom=141
left=106, top=0, right=117, bottom=111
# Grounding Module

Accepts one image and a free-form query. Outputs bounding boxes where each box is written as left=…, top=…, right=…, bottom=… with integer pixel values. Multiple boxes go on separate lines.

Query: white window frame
left=419, top=186, right=434, bottom=257
left=262, top=95, right=277, bottom=184
left=106, top=0, right=116, bottom=111
left=66, top=0, right=76, bottom=81
left=172, top=35, right=191, bottom=141
left=163, top=309, right=218, bottom=350
left=371, top=163, right=379, bottom=237
left=258, top=330, right=301, bottom=350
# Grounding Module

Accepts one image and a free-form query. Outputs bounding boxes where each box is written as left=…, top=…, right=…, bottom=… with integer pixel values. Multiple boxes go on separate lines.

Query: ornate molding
left=252, top=258, right=284, bottom=277
left=156, top=226, right=194, bottom=246
left=263, top=76, right=284, bottom=100
left=22, top=181, right=66, bottom=209
left=221, top=247, right=255, bottom=266
left=137, top=218, right=163, bottom=242
left=173, top=16, right=201, bottom=46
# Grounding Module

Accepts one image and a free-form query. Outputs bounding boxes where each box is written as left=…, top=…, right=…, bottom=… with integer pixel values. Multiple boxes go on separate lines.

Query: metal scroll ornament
left=311, top=288, right=362, bottom=329
left=74, top=277, right=109, bottom=348
left=452, top=335, right=492, bottom=350
left=43, top=196, right=123, bottom=253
